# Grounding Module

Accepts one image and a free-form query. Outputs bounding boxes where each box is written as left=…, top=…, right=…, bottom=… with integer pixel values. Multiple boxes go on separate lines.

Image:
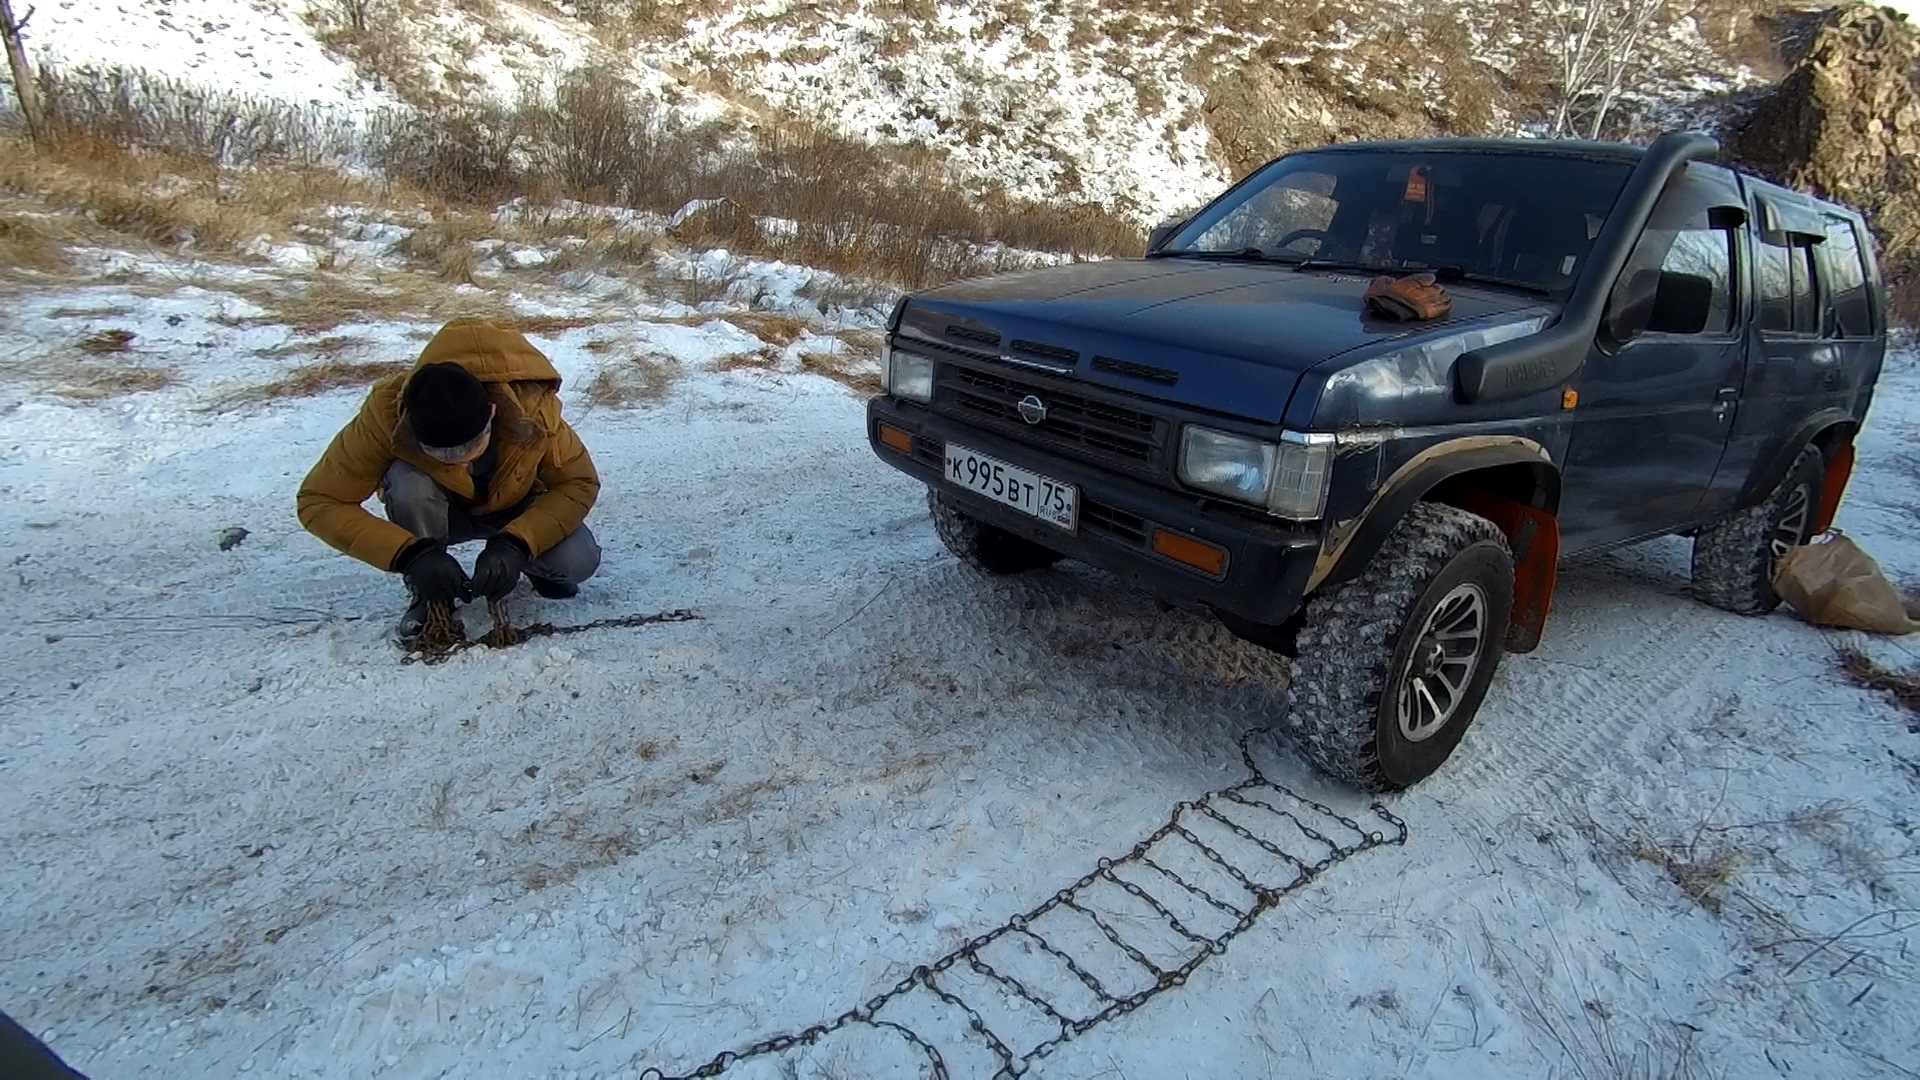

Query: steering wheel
left=1273, top=228, right=1353, bottom=259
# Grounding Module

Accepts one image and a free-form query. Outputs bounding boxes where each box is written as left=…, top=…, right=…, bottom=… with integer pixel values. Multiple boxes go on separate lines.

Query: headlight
left=1178, top=427, right=1333, bottom=520
left=883, top=344, right=934, bottom=403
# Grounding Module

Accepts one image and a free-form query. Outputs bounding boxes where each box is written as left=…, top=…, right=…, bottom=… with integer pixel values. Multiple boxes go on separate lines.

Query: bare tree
left=1548, top=0, right=1671, bottom=140
left=0, top=0, right=46, bottom=144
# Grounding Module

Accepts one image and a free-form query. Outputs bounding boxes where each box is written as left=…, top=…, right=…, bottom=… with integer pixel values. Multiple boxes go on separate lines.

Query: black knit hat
left=403, top=362, right=491, bottom=450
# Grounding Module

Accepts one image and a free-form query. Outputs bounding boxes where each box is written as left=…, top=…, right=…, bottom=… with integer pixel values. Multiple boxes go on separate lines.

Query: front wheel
left=1284, top=502, right=1515, bottom=791
left=1690, top=446, right=1824, bottom=615
left=927, top=488, right=1064, bottom=574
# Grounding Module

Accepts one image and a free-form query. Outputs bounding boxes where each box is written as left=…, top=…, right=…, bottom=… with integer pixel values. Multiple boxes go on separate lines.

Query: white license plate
left=943, top=443, right=1078, bottom=532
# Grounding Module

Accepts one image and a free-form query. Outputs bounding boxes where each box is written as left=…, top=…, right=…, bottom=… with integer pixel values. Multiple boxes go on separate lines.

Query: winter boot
left=529, top=576, right=578, bottom=600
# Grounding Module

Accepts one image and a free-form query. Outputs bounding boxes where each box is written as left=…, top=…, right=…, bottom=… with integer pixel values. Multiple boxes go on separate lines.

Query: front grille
left=1080, top=499, right=1148, bottom=545
left=946, top=366, right=1164, bottom=470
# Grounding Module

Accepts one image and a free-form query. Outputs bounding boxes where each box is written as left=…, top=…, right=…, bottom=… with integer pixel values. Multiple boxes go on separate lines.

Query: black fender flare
left=1311, top=437, right=1560, bottom=592
left=1734, top=409, right=1858, bottom=511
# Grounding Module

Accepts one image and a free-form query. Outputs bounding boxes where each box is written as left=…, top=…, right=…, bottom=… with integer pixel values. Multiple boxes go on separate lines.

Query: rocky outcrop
left=1200, top=63, right=1443, bottom=180
left=1726, top=3, right=1920, bottom=319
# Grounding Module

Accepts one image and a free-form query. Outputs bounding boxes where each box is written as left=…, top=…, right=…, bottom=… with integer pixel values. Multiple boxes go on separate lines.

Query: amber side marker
left=1151, top=528, right=1228, bottom=576
left=1562, top=389, right=1579, bottom=410
left=878, top=424, right=914, bottom=454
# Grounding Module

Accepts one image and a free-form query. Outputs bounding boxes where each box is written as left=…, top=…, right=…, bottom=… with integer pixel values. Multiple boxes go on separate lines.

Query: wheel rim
left=1397, top=583, right=1489, bottom=743
left=1769, top=482, right=1813, bottom=564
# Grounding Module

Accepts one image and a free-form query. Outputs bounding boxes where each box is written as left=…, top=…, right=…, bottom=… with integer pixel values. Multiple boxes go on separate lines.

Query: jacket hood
left=904, top=259, right=1544, bottom=422
left=406, top=319, right=562, bottom=389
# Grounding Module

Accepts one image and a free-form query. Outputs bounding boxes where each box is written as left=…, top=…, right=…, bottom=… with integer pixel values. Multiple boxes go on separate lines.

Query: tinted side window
left=1790, top=243, right=1817, bottom=331
left=1757, top=238, right=1820, bottom=334
left=1820, top=220, right=1874, bottom=337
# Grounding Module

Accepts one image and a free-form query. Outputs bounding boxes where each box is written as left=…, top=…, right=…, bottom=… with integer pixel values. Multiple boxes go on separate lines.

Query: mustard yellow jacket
left=296, top=320, right=600, bottom=570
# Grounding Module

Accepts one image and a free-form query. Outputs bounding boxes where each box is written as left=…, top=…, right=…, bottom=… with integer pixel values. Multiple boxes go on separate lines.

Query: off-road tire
left=1690, top=446, right=1824, bottom=616
left=928, top=488, right=1064, bottom=574
left=1285, top=502, right=1514, bottom=791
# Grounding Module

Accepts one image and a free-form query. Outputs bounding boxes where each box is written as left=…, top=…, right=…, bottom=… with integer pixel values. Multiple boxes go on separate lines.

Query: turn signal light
left=878, top=423, right=914, bottom=454
left=1151, top=528, right=1228, bottom=577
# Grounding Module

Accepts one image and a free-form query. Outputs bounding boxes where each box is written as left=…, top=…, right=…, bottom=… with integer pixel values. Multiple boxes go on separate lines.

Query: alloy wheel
left=1397, top=582, right=1490, bottom=743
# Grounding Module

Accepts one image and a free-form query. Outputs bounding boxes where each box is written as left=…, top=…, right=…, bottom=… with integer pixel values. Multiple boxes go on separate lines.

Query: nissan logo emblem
left=1016, top=394, right=1048, bottom=425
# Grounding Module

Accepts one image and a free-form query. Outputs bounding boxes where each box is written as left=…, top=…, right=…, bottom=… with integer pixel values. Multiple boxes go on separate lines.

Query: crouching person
left=297, top=318, right=602, bottom=636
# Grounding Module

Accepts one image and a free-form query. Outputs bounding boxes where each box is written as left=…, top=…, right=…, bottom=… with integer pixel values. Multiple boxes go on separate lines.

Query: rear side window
left=1819, top=220, right=1875, bottom=337
left=1758, top=238, right=1819, bottom=334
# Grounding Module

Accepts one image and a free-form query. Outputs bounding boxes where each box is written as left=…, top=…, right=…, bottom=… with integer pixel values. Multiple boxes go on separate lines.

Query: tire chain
left=641, top=732, right=1408, bottom=1079
left=401, top=605, right=701, bottom=665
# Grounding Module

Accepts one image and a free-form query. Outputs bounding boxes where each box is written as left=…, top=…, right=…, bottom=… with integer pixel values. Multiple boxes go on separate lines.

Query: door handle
left=1714, top=387, right=1736, bottom=422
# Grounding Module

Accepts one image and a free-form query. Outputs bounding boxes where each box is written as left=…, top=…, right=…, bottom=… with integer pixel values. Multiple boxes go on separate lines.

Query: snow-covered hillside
left=27, top=0, right=378, bottom=106
left=10, top=0, right=1784, bottom=220
left=1, top=209, right=1917, bottom=1077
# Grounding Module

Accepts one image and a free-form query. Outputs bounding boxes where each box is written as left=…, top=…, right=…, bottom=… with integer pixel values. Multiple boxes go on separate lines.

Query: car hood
left=899, top=258, right=1545, bottom=423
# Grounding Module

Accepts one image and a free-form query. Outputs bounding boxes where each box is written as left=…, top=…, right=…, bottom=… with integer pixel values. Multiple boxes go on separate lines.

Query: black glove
left=471, top=535, right=531, bottom=600
left=396, top=539, right=471, bottom=602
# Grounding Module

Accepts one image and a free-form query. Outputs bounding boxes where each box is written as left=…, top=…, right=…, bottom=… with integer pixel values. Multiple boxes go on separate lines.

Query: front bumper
left=868, top=397, right=1322, bottom=626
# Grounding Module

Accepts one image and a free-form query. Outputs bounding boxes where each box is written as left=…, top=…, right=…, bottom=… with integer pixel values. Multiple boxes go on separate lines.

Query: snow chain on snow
left=641, top=732, right=1408, bottom=1079
left=402, top=600, right=701, bottom=665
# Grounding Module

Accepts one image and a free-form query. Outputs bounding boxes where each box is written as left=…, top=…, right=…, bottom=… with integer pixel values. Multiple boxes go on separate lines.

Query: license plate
left=943, top=443, right=1078, bottom=532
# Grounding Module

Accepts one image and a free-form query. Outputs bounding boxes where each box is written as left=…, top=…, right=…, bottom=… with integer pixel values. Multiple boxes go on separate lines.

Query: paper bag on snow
left=1771, top=531, right=1920, bottom=635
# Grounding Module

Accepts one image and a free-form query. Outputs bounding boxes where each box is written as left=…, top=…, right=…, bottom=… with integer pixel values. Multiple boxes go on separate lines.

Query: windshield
left=1162, top=150, right=1636, bottom=297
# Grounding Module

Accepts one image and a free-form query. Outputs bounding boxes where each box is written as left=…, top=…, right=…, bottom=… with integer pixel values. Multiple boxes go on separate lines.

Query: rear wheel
left=927, top=488, right=1064, bottom=574
left=1285, top=502, right=1514, bottom=791
left=1690, top=446, right=1824, bottom=615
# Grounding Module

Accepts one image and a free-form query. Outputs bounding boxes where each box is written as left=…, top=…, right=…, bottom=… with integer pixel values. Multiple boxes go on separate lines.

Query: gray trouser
left=379, top=460, right=602, bottom=586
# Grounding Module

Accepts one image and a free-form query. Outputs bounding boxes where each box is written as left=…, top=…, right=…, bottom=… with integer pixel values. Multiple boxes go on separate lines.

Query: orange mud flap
left=1814, top=441, right=1855, bottom=534
left=1456, top=489, right=1560, bottom=654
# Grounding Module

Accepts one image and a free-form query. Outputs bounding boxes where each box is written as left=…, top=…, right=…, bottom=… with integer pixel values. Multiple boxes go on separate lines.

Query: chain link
left=403, top=606, right=700, bottom=665
left=643, top=732, right=1408, bottom=1079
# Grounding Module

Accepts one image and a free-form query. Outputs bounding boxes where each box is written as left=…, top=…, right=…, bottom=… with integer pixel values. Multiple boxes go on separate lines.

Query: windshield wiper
left=1431, top=266, right=1553, bottom=296
left=1288, top=256, right=1383, bottom=275
left=1164, top=247, right=1278, bottom=262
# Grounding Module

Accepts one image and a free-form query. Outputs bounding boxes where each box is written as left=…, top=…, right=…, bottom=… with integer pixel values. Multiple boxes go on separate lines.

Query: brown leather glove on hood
left=1364, top=272, right=1453, bottom=322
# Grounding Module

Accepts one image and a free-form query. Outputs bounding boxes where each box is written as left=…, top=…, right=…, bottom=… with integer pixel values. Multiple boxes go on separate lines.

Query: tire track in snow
left=1447, top=598, right=1738, bottom=815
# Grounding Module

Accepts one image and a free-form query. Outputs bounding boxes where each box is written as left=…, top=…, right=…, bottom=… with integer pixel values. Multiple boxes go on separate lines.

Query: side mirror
left=1146, top=217, right=1188, bottom=255
left=1647, top=271, right=1714, bottom=334
left=1602, top=267, right=1659, bottom=345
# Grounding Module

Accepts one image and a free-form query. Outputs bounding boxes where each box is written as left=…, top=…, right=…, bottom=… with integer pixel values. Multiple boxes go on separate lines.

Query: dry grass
left=1834, top=645, right=1920, bottom=717
left=78, top=328, right=137, bottom=354
left=0, top=139, right=277, bottom=254
left=663, top=310, right=813, bottom=344
left=253, top=335, right=365, bottom=360
left=235, top=273, right=506, bottom=333
left=506, top=315, right=596, bottom=337
left=0, top=213, right=76, bottom=276
left=712, top=311, right=810, bottom=347
left=583, top=353, right=682, bottom=408
left=1625, top=838, right=1741, bottom=916
left=714, top=348, right=782, bottom=373
left=46, top=362, right=180, bottom=400
left=46, top=304, right=135, bottom=319
left=219, top=360, right=408, bottom=409
left=798, top=345, right=882, bottom=395
left=16, top=62, right=1138, bottom=296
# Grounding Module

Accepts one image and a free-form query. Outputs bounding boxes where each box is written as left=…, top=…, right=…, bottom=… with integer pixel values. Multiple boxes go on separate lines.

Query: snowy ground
left=1, top=251, right=1918, bottom=1079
